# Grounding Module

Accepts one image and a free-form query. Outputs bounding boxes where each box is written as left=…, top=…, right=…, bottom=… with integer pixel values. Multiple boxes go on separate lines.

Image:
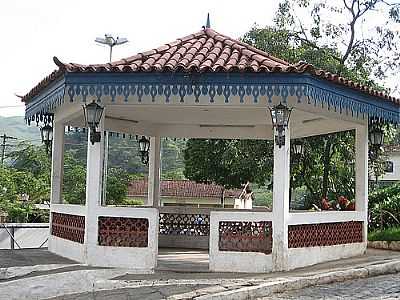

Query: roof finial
left=206, top=13, right=211, bottom=28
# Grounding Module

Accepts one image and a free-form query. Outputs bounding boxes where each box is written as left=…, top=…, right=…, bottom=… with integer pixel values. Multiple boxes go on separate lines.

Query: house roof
left=384, top=145, right=400, bottom=153
left=128, top=179, right=241, bottom=198
left=22, top=28, right=399, bottom=106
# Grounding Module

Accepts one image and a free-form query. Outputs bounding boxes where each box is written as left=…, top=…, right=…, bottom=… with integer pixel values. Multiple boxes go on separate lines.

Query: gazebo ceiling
left=22, top=28, right=399, bottom=125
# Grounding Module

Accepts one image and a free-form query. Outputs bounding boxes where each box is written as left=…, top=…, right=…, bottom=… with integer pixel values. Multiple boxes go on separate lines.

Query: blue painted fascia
left=64, top=72, right=398, bottom=111
left=25, top=72, right=399, bottom=123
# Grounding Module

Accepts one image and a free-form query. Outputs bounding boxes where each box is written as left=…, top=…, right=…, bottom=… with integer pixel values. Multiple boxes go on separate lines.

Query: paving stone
left=262, top=273, right=400, bottom=299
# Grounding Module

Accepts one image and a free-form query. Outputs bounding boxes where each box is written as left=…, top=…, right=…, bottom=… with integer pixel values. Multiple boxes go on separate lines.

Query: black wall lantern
left=138, top=136, right=150, bottom=165
left=369, top=123, right=384, bottom=148
left=291, top=139, right=304, bottom=158
left=368, top=120, right=385, bottom=162
left=269, top=103, right=292, bottom=148
left=40, top=124, right=53, bottom=154
left=83, top=101, right=104, bottom=144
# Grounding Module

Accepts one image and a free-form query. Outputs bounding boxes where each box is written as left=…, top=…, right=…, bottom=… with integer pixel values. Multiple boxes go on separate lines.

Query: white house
left=380, top=145, right=400, bottom=183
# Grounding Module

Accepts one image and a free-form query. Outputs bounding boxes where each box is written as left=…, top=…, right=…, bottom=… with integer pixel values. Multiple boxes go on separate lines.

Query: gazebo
left=22, top=26, right=399, bottom=273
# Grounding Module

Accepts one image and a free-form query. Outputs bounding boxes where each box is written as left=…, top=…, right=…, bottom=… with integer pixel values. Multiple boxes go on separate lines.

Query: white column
left=84, top=116, right=105, bottom=257
left=147, top=136, right=161, bottom=207
left=50, top=121, right=65, bottom=204
left=355, top=125, right=369, bottom=243
left=272, top=126, right=291, bottom=271
left=101, top=132, right=109, bottom=206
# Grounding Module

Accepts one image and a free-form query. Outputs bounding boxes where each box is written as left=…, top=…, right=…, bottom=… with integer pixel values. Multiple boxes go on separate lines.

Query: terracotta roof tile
left=128, top=179, right=241, bottom=199
left=22, top=28, right=400, bottom=106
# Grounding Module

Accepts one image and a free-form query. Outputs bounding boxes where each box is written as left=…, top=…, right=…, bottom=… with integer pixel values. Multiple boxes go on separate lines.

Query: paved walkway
left=0, top=248, right=399, bottom=299
left=262, top=273, right=400, bottom=299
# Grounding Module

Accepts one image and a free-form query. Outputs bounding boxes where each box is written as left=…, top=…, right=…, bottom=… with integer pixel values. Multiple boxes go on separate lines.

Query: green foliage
left=184, top=139, right=273, bottom=189
left=368, top=227, right=400, bottom=242
left=269, top=0, right=400, bottom=85
left=369, top=183, right=400, bottom=230
left=8, top=143, right=51, bottom=185
left=292, top=131, right=356, bottom=208
left=105, top=168, right=130, bottom=205
left=162, top=169, right=185, bottom=180
left=369, top=183, right=400, bottom=208
left=252, top=186, right=273, bottom=208
left=121, top=198, right=144, bottom=206
left=0, top=166, right=49, bottom=222
left=62, top=152, right=87, bottom=205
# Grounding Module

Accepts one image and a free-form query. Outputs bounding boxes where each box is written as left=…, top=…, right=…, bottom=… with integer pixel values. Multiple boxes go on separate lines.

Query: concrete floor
left=157, top=248, right=209, bottom=272
left=2, top=247, right=400, bottom=275
left=1, top=248, right=400, bottom=300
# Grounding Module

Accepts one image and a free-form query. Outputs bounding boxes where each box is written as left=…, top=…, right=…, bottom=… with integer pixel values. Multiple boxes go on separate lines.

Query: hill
left=0, top=115, right=186, bottom=176
left=0, top=116, right=41, bottom=144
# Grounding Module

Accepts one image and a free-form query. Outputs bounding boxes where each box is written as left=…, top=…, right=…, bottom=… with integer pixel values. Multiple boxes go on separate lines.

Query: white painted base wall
left=210, top=251, right=273, bottom=273
left=209, top=210, right=273, bottom=273
left=48, top=235, right=85, bottom=263
left=288, top=242, right=367, bottom=270
left=85, top=207, right=158, bottom=271
left=49, top=204, right=158, bottom=272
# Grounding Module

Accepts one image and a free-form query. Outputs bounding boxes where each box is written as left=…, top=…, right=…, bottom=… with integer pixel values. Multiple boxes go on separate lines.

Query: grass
left=368, top=227, right=400, bottom=242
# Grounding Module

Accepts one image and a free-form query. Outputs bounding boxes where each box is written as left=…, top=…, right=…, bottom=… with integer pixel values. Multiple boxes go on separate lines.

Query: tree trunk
left=221, top=187, right=225, bottom=208
left=322, top=137, right=333, bottom=199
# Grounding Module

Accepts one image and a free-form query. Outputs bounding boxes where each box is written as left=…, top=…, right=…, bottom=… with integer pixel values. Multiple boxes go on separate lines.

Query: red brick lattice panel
left=219, top=221, right=272, bottom=254
left=159, top=213, right=209, bottom=236
left=51, top=212, right=85, bottom=244
left=288, top=221, right=363, bottom=248
left=98, top=217, right=148, bottom=247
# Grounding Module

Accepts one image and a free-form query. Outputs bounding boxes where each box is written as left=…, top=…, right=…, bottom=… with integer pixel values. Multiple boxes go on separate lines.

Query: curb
left=0, top=264, right=81, bottom=280
left=192, top=260, right=400, bottom=300
left=368, top=241, right=400, bottom=251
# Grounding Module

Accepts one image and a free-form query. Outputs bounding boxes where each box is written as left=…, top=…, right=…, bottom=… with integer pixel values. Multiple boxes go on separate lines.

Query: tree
left=270, top=0, right=400, bottom=90
left=62, top=152, right=87, bottom=204
left=105, top=167, right=130, bottom=205
left=0, top=166, right=48, bottom=222
left=184, top=139, right=273, bottom=189
left=184, top=0, right=399, bottom=208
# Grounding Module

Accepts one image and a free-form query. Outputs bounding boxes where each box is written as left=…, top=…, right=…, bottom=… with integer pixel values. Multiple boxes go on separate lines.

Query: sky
left=0, top=0, right=279, bottom=117
left=0, top=1, right=398, bottom=117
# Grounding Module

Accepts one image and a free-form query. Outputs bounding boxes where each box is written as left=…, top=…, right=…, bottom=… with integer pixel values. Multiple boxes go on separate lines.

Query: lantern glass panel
left=40, top=127, right=45, bottom=142
left=41, top=125, right=53, bottom=143
left=48, top=128, right=53, bottom=141
left=293, top=141, right=303, bottom=156
left=270, top=103, right=291, bottom=127
left=93, top=105, right=104, bottom=124
left=369, top=127, right=384, bottom=146
left=85, top=101, right=104, bottom=128
left=139, top=136, right=150, bottom=152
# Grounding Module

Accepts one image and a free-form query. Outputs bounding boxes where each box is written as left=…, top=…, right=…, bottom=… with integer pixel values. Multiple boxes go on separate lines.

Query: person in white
left=235, top=181, right=254, bottom=209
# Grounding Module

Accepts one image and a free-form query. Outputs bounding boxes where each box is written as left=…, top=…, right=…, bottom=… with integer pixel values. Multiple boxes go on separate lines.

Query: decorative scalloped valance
left=25, top=73, right=399, bottom=125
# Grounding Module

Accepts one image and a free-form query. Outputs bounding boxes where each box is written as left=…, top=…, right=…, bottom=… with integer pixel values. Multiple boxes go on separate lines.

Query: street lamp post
left=95, top=34, right=128, bottom=62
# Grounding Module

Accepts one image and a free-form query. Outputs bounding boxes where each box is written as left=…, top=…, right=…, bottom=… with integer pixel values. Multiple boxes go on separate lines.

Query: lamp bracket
left=90, top=128, right=101, bottom=144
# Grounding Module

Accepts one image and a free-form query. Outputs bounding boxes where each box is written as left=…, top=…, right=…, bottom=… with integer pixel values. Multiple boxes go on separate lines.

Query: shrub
left=369, top=183, right=400, bottom=230
left=368, top=227, right=400, bottom=241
